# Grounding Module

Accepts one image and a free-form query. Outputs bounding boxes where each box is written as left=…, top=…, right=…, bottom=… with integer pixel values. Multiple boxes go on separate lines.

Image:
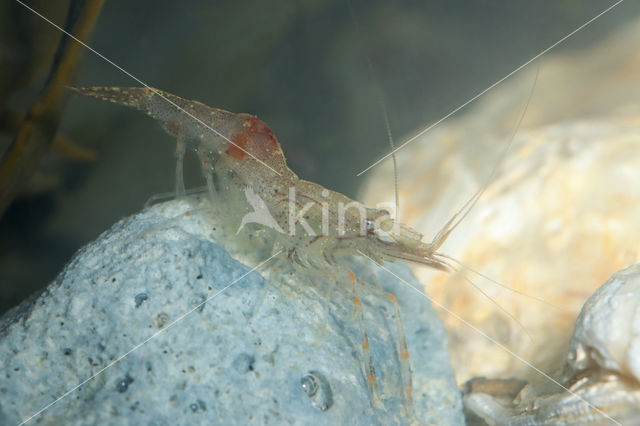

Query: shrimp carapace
left=68, top=86, right=291, bottom=178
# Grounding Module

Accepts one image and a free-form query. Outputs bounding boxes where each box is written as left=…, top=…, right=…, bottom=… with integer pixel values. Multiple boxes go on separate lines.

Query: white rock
left=567, top=264, right=640, bottom=382
left=463, top=265, right=640, bottom=425
left=360, top=16, right=640, bottom=387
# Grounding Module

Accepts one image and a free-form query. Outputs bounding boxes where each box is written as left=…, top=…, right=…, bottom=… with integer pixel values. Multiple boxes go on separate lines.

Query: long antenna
left=430, top=61, right=540, bottom=252
left=356, top=0, right=625, bottom=177
left=347, top=0, right=401, bottom=221
left=434, top=252, right=570, bottom=313
left=380, top=93, right=400, bottom=221
left=432, top=254, right=533, bottom=340
left=371, top=68, right=400, bottom=221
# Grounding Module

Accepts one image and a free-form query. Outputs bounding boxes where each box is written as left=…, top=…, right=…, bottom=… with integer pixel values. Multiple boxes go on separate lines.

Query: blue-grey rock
left=0, top=199, right=463, bottom=425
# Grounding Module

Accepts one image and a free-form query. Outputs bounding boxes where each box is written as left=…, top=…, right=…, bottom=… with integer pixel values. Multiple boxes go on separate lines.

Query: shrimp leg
left=356, top=275, right=414, bottom=419
left=346, top=269, right=383, bottom=410
left=174, top=134, right=186, bottom=197
left=384, top=290, right=413, bottom=417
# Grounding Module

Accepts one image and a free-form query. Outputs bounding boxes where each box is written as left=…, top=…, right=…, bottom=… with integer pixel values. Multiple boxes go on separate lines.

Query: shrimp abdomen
left=69, top=86, right=238, bottom=138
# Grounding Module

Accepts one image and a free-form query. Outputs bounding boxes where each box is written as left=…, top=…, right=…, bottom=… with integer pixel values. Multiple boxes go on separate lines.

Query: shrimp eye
left=365, top=219, right=376, bottom=234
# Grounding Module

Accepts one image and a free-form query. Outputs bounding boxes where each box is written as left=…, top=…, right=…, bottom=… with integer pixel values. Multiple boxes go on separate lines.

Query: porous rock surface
left=0, top=199, right=463, bottom=425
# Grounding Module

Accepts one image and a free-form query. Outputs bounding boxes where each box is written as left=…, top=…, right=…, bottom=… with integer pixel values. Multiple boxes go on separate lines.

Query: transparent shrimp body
left=71, top=86, right=449, bottom=273
left=71, top=86, right=456, bottom=420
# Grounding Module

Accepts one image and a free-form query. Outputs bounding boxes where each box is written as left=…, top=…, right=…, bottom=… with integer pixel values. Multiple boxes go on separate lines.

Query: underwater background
left=2, top=0, right=639, bottom=316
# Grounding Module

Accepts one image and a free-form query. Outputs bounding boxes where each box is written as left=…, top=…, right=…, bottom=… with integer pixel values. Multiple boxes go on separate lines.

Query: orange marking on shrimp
left=275, top=197, right=306, bottom=209
left=167, top=121, right=180, bottom=136
left=353, top=297, right=361, bottom=308
left=349, top=271, right=356, bottom=282
left=406, top=386, right=413, bottom=399
left=401, top=348, right=410, bottom=359
left=226, top=132, right=249, bottom=160
left=309, top=235, right=323, bottom=245
left=298, top=193, right=323, bottom=208
left=362, top=337, right=370, bottom=350
left=184, top=210, right=191, bottom=216
left=368, top=372, right=377, bottom=386
left=246, top=116, right=278, bottom=148
left=387, top=294, right=397, bottom=303
left=226, top=116, right=281, bottom=162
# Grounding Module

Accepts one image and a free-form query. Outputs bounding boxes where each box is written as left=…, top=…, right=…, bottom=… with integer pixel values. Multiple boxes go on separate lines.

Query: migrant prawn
left=70, top=86, right=489, bottom=418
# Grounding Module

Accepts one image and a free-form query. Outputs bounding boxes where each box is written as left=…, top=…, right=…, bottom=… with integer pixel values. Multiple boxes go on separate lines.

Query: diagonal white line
left=356, top=250, right=622, bottom=426
left=18, top=250, right=282, bottom=426
left=357, top=0, right=626, bottom=176
left=14, top=0, right=282, bottom=176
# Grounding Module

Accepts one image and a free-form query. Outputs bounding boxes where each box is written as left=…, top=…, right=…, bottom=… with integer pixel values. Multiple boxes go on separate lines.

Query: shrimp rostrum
left=71, top=86, right=470, bottom=416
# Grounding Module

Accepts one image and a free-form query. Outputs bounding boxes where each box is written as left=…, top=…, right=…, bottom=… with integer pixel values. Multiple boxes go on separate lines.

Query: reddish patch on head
left=226, top=131, right=249, bottom=160
left=224, top=115, right=280, bottom=161
left=246, top=116, right=276, bottom=144
left=168, top=122, right=180, bottom=137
